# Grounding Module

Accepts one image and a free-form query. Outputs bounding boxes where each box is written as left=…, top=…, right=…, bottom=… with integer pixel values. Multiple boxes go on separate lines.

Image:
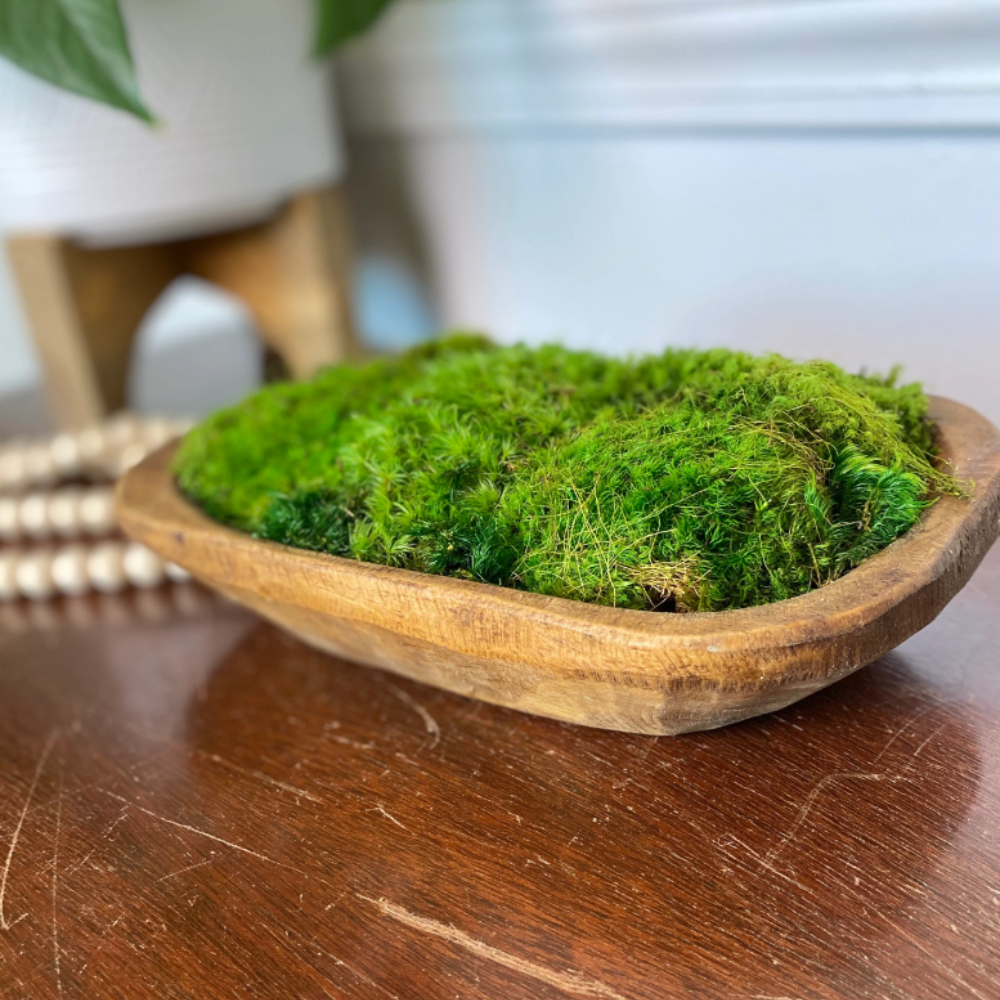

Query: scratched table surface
left=1, top=550, right=999, bottom=1000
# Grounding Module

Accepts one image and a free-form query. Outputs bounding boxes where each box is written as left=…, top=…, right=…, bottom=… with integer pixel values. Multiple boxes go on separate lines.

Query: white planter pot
left=0, top=0, right=344, bottom=245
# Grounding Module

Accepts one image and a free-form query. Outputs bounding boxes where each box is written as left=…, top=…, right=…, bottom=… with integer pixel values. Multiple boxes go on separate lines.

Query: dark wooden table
left=2, top=548, right=999, bottom=1000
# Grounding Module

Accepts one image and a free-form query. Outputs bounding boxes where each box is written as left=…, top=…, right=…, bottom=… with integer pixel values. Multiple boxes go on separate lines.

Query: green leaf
left=312, top=0, right=395, bottom=55
left=0, top=0, right=153, bottom=121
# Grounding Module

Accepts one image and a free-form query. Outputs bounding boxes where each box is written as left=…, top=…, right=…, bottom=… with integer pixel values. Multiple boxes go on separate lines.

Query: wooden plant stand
left=6, top=184, right=359, bottom=430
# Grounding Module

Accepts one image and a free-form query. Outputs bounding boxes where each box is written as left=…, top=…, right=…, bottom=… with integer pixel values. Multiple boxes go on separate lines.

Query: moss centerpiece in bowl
left=118, top=336, right=1000, bottom=734
left=175, top=336, right=955, bottom=612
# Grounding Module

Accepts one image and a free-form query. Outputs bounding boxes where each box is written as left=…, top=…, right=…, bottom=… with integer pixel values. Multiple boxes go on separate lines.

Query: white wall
left=347, top=133, right=1000, bottom=421
left=340, top=0, right=1000, bottom=425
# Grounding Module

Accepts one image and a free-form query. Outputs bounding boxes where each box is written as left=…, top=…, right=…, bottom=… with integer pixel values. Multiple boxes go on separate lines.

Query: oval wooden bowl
left=117, top=396, right=1000, bottom=736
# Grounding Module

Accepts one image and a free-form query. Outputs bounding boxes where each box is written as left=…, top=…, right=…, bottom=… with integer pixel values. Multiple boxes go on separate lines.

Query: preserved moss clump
left=174, top=336, right=958, bottom=612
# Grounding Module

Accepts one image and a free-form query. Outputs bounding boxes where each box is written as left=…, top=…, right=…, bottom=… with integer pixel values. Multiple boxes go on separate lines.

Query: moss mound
left=174, top=336, right=956, bottom=612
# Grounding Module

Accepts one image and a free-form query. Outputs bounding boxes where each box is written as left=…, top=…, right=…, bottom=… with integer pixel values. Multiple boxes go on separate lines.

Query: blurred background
left=2, top=0, right=999, bottom=435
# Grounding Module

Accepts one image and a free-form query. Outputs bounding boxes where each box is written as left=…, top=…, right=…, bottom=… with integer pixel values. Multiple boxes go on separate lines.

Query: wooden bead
left=76, top=427, right=106, bottom=467
left=51, top=545, right=91, bottom=596
left=15, top=549, right=56, bottom=601
left=18, top=492, right=50, bottom=539
left=79, top=488, right=117, bottom=536
left=49, top=432, right=83, bottom=477
left=123, top=542, right=165, bottom=588
left=48, top=489, right=83, bottom=539
left=86, top=541, right=127, bottom=593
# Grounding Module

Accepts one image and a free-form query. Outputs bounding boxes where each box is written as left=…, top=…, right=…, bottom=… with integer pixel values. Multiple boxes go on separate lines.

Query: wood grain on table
left=1, top=549, right=999, bottom=999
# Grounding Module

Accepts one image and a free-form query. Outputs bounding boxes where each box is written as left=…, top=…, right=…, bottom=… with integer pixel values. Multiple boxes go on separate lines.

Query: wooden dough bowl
left=117, top=397, right=1000, bottom=736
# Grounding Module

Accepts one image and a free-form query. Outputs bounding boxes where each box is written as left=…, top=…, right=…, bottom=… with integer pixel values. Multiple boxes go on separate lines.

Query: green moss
left=174, top=336, right=959, bottom=612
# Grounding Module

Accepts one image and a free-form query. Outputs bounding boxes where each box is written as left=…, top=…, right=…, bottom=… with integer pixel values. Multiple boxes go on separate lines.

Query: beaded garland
left=0, top=414, right=193, bottom=602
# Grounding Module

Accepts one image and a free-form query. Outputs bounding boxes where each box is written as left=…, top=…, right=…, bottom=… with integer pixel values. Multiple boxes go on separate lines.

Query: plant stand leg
left=6, top=183, right=358, bottom=430
left=6, top=235, right=179, bottom=430
left=182, top=184, right=360, bottom=378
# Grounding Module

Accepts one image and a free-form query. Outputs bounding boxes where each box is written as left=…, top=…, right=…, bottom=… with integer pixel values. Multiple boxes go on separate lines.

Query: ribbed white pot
left=0, top=0, right=344, bottom=245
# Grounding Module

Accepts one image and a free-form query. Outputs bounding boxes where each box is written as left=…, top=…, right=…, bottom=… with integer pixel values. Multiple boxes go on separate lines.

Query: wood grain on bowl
left=116, top=397, right=1000, bottom=735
